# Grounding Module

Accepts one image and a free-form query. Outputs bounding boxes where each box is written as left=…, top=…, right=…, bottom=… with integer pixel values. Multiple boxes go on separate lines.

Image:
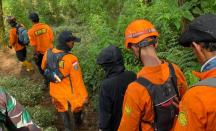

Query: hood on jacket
left=97, top=45, right=125, bottom=78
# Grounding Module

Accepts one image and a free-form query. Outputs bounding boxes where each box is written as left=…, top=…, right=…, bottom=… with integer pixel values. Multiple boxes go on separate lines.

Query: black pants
left=16, top=47, right=27, bottom=62
left=33, top=53, right=44, bottom=76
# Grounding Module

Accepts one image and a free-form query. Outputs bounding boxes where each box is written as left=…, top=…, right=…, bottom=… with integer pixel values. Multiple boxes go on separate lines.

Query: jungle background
left=0, top=0, right=215, bottom=130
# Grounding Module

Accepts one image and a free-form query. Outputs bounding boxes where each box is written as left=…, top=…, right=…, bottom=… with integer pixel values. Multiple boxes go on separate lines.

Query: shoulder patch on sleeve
left=178, top=111, right=187, bottom=126
left=59, top=60, right=64, bottom=69
left=72, top=60, right=78, bottom=66
left=124, top=104, right=133, bottom=115
left=74, top=65, right=78, bottom=71
left=180, top=105, right=188, bottom=115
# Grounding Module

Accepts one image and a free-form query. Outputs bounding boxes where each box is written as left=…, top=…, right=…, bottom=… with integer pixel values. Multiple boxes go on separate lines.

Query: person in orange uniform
left=118, top=20, right=187, bottom=131
left=28, top=12, right=54, bottom=78
left=41, top=31, right=89, bottom=131
left=6, top=16, right=34, bottom=72
left=174, top=14, right=216, bottom=131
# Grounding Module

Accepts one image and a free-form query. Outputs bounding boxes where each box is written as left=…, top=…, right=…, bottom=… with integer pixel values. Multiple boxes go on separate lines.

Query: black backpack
left=44, top=48, right=70, bottom=83
left=14, top=24, right=30, bottom=46
left=136, top=63, right=180, bottom=131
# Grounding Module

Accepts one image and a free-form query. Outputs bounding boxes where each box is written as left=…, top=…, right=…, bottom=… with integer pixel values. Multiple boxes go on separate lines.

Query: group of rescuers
left=2, top=12, right=216, bottom=131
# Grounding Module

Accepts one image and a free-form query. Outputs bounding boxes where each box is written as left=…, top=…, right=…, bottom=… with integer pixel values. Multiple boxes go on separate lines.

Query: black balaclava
left=56, top=36, right=71, bottom=53
left=56, top=31, right=81, bottom=53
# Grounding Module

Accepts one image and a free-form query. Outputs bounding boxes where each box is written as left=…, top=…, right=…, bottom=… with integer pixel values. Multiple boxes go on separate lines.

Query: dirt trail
left=0, top=49, right=98, bottom=131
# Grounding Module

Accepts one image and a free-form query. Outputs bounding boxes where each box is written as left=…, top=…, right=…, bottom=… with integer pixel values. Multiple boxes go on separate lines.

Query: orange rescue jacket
left=41, top=48, right=88, bottom=99
left=118, top=60, right=187, bottom=131
left=9, top=24, right=25, bottom=51
left=174, top=68, right=216, bottom=131
left=28, top=23, right=54, bottom=54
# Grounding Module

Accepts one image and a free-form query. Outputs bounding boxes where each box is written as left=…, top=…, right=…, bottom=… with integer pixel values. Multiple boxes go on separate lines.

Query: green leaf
left=192, top=7, right=203, bottom=14
left=200, top=1, right=208, bottom=8
left=172, top=18, right=181, bottom=30
left=192, top=0, right=198, bottom=3
left=183, top=10, right=194, bottom=21
left=182, top=2, right=192, bottom=10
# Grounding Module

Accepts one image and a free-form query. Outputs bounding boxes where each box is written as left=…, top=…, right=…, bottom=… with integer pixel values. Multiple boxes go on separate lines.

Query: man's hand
left=83, top=97, right=89, bottom=105
left=172, top=96, right=179, bottom=108
left=8, top=45, right=12, bottom=49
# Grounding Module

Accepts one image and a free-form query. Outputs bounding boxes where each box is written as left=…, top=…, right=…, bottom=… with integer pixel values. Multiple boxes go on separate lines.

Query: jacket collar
left=33, top=23, right=42, bottom=27
left=201, top=56, right=216, bottom=72
left=193, top=68, right=216, bottom=80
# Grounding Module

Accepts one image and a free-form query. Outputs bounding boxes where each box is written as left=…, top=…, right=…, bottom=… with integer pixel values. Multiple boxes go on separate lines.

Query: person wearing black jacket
left=96, top=45, right=137, bottom=131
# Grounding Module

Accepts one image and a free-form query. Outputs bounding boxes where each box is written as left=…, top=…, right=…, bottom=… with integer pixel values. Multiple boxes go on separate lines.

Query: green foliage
left=42, top=127, right=58, bottom=131
left=26, top=106, right=56, bottom=128
left=0, top=74, right=56, bottom=129
left=184, top=69, right=200, bottom=87
left=0, top=75, right=43, bottom=106
left=72, top=0, right=215, bottom=108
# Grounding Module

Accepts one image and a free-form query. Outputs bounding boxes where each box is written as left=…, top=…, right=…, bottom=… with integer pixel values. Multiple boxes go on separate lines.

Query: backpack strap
left=136, top=77, right=156, bottom=131
left=188, top=77, right=216, bottom=89
left=168, top=63, right=181, bottom=101
left=13, top=24, right=22, bottom=34
left=46, top=48, right=54, bottom=70
left=14, top=24, right=24, bottom=45
left=53, top=52, right=68, bottom=79
left=135, top=76, right=156, bottom=131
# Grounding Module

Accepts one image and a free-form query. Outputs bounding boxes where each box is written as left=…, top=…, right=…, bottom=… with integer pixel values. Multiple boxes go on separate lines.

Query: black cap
left=58, top=31, right=81, bottom=42
left=29, top=12, right=39, bottom=20
left=179, top=14, right=216, bottom=47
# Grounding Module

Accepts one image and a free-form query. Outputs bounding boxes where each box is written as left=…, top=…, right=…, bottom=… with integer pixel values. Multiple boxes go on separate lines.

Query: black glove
left=8, top=45, right=12, bottom=49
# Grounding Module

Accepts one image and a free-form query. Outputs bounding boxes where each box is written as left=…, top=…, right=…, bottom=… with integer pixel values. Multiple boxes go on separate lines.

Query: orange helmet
left=6, top=16, right=16, bottom=23
left=125, top=19, right=160, bottom=49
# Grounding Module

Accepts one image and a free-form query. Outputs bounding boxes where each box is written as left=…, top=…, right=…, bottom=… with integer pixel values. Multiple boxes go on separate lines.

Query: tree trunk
left=0, top=0, right=5, bottom=45
left=178, top=0, right=190, bottom=33
left=144, top=0, right=151, bottom=5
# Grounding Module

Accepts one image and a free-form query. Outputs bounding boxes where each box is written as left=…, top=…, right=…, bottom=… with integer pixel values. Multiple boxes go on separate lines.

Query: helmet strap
left=138, top=47, right=142, bottom=64
left=136, top=38, right=157, bottom=64
left=135, top=38, right=157, bottom=48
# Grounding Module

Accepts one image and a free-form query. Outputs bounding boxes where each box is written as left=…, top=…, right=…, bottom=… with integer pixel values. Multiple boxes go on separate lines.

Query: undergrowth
left=0, top=75, right=57, bottom=130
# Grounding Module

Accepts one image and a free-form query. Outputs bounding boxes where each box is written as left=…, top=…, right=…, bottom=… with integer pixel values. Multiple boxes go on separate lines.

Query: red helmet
left=125, top=19, right=160, bottom=49
left=6, top=16, right=16, bottom=23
